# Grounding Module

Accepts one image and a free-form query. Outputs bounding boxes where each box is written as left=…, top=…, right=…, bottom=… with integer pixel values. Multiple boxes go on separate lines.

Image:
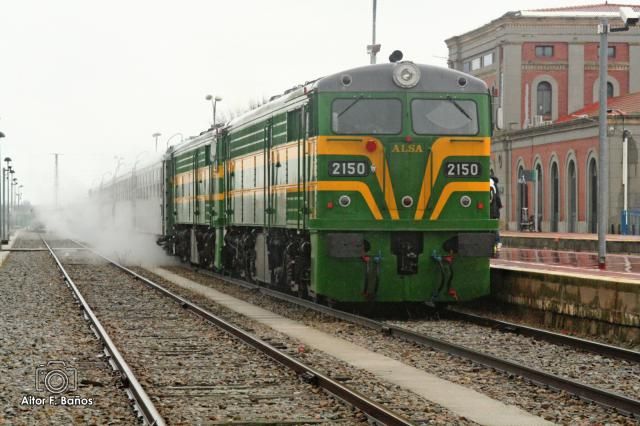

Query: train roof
left=168, top=62, right=488, bottom=150
left=316, top=62, right=488, bottom=93
left=223, top=62, right=487, bottom=131
left=168, top=130, right=216, bottom=157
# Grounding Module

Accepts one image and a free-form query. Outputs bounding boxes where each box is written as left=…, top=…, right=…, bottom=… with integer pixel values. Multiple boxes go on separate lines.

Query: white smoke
left=35, top=179, right=178, bottom=268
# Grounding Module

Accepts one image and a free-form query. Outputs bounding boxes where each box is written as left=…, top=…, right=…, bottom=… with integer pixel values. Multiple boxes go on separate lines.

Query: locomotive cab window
left=332, top=98, right=401, bottom=135
left=411, top=98, right=478, bottom=135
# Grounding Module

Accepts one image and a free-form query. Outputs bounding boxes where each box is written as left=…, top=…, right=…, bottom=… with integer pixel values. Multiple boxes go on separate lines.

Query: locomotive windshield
left=411, top=99, right=478, bottom=135
left=332, top=98, right=401, bottom=134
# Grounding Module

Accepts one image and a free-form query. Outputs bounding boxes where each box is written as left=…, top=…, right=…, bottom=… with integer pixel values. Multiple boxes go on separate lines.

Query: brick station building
left=446, top=3, right=640, bottom=233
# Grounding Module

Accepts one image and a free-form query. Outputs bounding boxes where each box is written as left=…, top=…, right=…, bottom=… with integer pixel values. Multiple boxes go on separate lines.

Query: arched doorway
left=551, top=162, right=559, bottom=232
left=588, top=158, right=598, bottom=233
left=567, top=160, right=577, bottom=233
left=535, top=163, right=543, bottom=231
left=517, top=165, right=527, bottom=229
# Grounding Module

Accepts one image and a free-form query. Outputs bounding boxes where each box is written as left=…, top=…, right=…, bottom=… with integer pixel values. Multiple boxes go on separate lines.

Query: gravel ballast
left=57, top=249, right=371, bottom=424
left=144, top=265, right=639, bottom=425
left=0, top=245, right=137, bottom=424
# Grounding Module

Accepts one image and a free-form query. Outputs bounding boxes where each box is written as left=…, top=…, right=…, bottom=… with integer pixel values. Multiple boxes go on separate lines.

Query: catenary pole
left=597, top=19, right=608, bottom=269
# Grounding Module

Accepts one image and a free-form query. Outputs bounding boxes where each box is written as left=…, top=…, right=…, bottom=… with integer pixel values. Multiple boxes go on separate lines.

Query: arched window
left=537, top=82, right=552, bottom=116
left=567, top=160, right=577, bottom=233
left=588, top=158, right=598, bottom=233
left=551, top=162, right=559, bottom=232
left=607, top=82, right=614, bottom=98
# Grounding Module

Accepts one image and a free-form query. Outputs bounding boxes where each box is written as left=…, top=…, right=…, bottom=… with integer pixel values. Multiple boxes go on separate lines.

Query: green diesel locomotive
left=163, top=61, right=496, bottom=304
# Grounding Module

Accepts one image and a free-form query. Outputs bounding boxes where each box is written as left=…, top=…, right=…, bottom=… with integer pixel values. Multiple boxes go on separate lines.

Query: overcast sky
left=0, top=0, right=626, bottom=206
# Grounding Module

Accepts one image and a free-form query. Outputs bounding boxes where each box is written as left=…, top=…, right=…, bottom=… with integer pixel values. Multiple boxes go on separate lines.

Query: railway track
left=442, top=309, right=640, bottom=363
left=181, top=266, right=640, bottom=419
left=43, top=238, right=413, bottom=425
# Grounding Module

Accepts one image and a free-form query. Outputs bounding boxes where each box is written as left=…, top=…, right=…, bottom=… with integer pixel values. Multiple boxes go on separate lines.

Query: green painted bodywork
left=164, top=67, right=496, bottom=303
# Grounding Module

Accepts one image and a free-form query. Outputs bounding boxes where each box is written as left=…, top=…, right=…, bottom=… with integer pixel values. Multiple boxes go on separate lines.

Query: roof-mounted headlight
left=392, top=62, right=420, bottom=88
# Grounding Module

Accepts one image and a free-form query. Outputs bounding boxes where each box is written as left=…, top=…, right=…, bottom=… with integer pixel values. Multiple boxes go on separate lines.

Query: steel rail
left=42, top=239, right=166, bottom=426
left=443, top=309, right=640, bottom=363
left=190, top=268, right=640, bottom=418
left=71, top=242, right=413, bottom=426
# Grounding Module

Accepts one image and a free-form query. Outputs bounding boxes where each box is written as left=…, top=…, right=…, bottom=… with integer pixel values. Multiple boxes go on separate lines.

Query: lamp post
left=11, top=177, right=17, bottom=232
left=205, top=95, right=223, bottom=129
left=17, top=185, right=23, bottom=228
left=8, top=171, right=15, bottom=235
left=152, top=132, right=162, bottom=153
left=596, top=8, right=639, bottom=269
left=0, top=132, right=5, bottom=246
left=1, top=168, right=5, bottom=244
left=2, top=157, right=11, bottom=243
left=366, top=0, right=380, bottom=64
left=165, top=132, right=184, bottom=149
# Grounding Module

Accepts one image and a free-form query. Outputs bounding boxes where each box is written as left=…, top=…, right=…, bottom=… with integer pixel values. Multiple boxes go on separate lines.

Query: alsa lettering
left=391, top=144, right=423, bottom=153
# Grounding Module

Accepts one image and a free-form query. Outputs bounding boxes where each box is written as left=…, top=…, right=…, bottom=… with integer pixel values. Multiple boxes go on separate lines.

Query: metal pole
left=152, top=133, right=161, bottom=153
left=1, top=169, right=4, bottom=243
left=8, top=179, right=12, bottom=235
left=10, top=182, right=14, bottom=231
left=597, top=19, right=609, bottom=269
left=213, top=100, right=217, bottom=129
left=534, top=172, right=539, bottom=232
left=0, top=154, right=2, bottom=245
left=370, top=0, right=377, bottom=64
left=0, top=168, right=2, bottom=245
left=623, top=131, right=628, bottom=212
left=3, top=170, right=8, bottom=241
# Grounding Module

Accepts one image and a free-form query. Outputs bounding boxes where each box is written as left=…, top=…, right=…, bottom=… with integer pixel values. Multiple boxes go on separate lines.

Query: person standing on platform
left=490, top=170, right=503, bottom=252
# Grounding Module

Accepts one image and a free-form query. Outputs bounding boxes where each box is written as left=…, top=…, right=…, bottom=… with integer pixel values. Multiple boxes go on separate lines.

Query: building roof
left=527, top=3, right=640, bottom=13
left=556, top=91, right=640, bottom=123
left=446, top=3, right=640, bottom=45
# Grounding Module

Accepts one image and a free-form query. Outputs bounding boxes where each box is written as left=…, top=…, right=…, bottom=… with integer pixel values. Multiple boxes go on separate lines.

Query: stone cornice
left=522, top=63, right=568, bottom=71
left=493, top=114, right=640, bottom=142
left=584, top=62, right=629, bottom=71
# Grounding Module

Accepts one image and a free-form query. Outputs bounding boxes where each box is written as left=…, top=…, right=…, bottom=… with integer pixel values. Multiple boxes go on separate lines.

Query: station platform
left=492, top=247, right=640, bottom=284
left=500, top=230, right=640, bottom=254
left=489, top=234, right=639, bottom=344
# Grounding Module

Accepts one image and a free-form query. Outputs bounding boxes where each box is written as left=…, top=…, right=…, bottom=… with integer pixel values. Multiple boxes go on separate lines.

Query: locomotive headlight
left=392, top=62, right=421, bottom=88
left=460, top=195, right=472, bottom=208
left=338, top=195, right=351, bottom=207
left=401, top=195, right=414, bottom=208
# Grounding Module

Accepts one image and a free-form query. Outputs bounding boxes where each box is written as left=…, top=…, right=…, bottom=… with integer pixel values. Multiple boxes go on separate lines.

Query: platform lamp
left=17, top=184, right=23, bottom=228
left=10, top=173, right=16, bottom=234
left=205, top=94, right=223, bottom=129
left=2, top=157, right=11, bottom=244
left=0, top=132, right=4, bottom=246
left=152, top=132, right=162, bottom=153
